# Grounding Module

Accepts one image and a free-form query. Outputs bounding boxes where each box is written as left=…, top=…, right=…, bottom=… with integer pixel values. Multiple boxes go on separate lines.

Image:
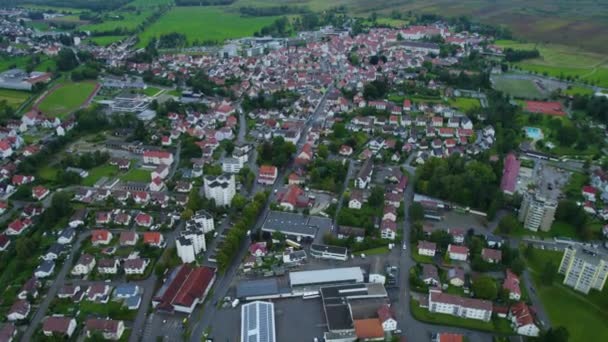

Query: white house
left=448, top=244, right=468, bottom=261
left=417, top=241, right=436, bottom=257
left=428, top=288, right=492, bottom=322
left=377, top=305, right=397, bottom=332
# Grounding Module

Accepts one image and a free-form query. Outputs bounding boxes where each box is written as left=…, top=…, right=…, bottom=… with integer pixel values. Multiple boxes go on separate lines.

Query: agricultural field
left=0, top=89, right=30, bottom=107
left=491, top=75, right=545, bottom=100
left=80, top=8, right=158, bottom=34
left=495, top=40, right=608, bottom=87
left=137, top=6, right=278, bottom=47
left=0, top=56, right=30, bottom=72
left=36, top=81, right=97, bottom=118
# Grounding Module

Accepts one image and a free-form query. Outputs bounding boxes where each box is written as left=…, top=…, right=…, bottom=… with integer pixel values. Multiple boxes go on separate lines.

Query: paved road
left=21, top=232, right=90, bottom=341
left=188, top=87, right=332, bottom=341
left=333, top=159, right=354, bottom=226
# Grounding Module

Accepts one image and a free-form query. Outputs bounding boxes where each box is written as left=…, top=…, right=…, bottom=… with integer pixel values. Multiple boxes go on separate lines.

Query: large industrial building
left=289, top=267, right=364, bottom=290
left=559, top=246, right=608, bottom=294
left=241, top=301, right=276, bottom=342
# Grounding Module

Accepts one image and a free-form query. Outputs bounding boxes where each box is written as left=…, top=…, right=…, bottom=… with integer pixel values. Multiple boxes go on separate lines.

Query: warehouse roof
left=289, top=267, right=363, bottom=287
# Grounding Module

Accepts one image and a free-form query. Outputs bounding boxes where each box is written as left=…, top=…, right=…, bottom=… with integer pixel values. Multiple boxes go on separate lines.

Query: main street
left=188, top=86, right=332, bottom=341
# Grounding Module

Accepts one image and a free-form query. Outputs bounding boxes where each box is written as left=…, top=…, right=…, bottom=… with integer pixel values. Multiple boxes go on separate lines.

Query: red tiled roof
left=500, top=153, right=520, bottom=194
left=154, top=265, right=215, bottom=311
left=43, top=316, right=73, bottom=334
left=354, top=319, right=384, bottom=339
left=448, top=244, right=469, bottom=255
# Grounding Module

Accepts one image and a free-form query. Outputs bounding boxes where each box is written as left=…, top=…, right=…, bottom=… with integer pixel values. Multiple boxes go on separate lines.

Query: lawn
left=0, top=89, right=30, bottom=107
left=563, top=85, right=595, bottom=96
left=137, top=6, right=278, bottom=47
left=526, top=248, right=608, bottom=342
left=38, top=166, right=59, bottom=182
left=88, top=35, right=126, bottom=46
left=82, top=164, right=120, bottom=186
left=36, top=81, right=97, bottom=118
left=0, top=56, right=29, bottom=72
left=491, top=75, right=545, bottom=99
left=142, top=87, right=162, bottom=97
left=120, top=168, right=151, bottom=182
left=410, top=299, right=512, bottom=333
left=449, top=97, right=480, bottom=112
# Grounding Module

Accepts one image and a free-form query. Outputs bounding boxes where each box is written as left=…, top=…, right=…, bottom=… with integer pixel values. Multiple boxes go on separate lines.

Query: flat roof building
left=559, top=246, right=608, bottom=294
left=241, top=301, right=276, bottom=342
left=289, top=267, right=364, bottom=289
left=310, top=244, right=348, bottom=261
left=262, top=211, right=331, bottom=238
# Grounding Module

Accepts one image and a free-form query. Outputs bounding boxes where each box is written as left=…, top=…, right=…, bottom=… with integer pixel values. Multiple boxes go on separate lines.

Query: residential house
left=337, top=226, right=365, bottom=242
left=6, top=300, right=30, bottom=322
left=143, top=232, right=164, bottom=247
left=481, top=248, right=502, bottom=264
left=418, top=241, right=436, bottom=257
left=509, top=302, right=539, bottom=337
left=428, top=288, right=492, bottom=322
left=448, top=244, right=468, bottom=261
left=503, top=269, right=521, bottom=301
left=422, top=264, right=440, bottom=286
left=34, top=260, right=55, bottom=278
left=119, top=231, right=139, bottom=246
left=124, top=258, right=149, bottom=275
left=355, top=159, right=373, bottom=189
left=85, top=319, right=125, bottom=340
left=448, top=267, right=465, bottom=287
left=72, top=254, right=96, bottom=276
left=97, top=258, right=120, bottom=275
left=257, top=165, right=278, bottom=185
left=349, top=190, right=364, bottom=209
left=91, top=229, right=113, bottom=246
left=377, top=305, right=397, bottom=332
left=42, top=316, right=77, bottom=338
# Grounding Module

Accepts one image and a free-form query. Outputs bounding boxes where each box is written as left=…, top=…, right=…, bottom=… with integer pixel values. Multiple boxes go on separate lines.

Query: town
left=0, top=2, right=607, bottom=342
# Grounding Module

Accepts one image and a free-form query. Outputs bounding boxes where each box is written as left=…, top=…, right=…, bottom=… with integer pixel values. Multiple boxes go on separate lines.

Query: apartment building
left=428, top=289, right=492, bottom=322
left=203, top=174, right=236, bottom=207
left=518, top=192, right=557, bottom=232
left=558, top=246, right=608, bottom=294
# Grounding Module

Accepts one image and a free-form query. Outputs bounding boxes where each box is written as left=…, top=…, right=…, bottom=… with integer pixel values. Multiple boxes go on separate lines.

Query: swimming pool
left=524, top=127, right=543, bottom=140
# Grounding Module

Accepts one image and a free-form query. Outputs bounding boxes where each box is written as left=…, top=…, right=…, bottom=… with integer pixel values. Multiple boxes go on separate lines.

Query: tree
left=472, top=276, right=498, bottom=300
left=540, top=327, right=569, bottom=342
left=540, top=261, right=558, bottom=286
left=231, top=194, right=247, bottom=211
left=55, top=48, right=79, bottom=71
left=16, top=238, right=34, bottom=259
left=368, top=186, right=384, bottom=207
left=498, top=214, right=519, bottom=234
left=409, top=202, right=424, bottom=222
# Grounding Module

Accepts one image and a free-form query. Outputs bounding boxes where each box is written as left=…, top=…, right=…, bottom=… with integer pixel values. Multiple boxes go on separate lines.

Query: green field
left=526, top=249, right=608, bottom=342
left=143, top=87, right=162, bottom=97
left=0, top=89, right=30, bottom=107
left=36, top=81, right=97, bottom=118
left=137, top=6, right=278, bottom=47
left=120, top=168, right=151, bottom=182
left=449, top=97, right=480, bottom=111
left=492, top=76, right=545, bottom=99
left=82, top=164, right=120, bottom=186
left=81, top=9, right=158, bottom=33
left=88, top=35, right=126, bottom=46
left=495, top=40, right=608, bottom=87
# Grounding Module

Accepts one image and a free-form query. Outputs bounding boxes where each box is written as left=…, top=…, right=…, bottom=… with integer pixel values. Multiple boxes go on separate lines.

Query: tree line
left=504, top=48, right=540, bottom=62
left=23, top=0, right=130, bottom=11
left=175, top=0, right=236, bottom=6
left=239, top=5, right=308, bottom=17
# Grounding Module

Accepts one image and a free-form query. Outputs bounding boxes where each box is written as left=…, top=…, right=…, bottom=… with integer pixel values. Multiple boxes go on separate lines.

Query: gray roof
left=236, top=279, right=280, bottom=299
left=241, top=301, right=275, bottom=342
left=261, top=211, right=317, bottom=238
left=289, top=267, right=364, bottom=287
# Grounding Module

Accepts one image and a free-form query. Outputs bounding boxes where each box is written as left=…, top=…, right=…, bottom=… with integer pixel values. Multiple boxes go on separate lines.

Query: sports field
left=492, top=76, right=545, bottom=99
left=36, top=82, right=97, bottom=118
left=0, top=89, right=30, bottom=107
left=137, top=6, right=278, bottom=47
